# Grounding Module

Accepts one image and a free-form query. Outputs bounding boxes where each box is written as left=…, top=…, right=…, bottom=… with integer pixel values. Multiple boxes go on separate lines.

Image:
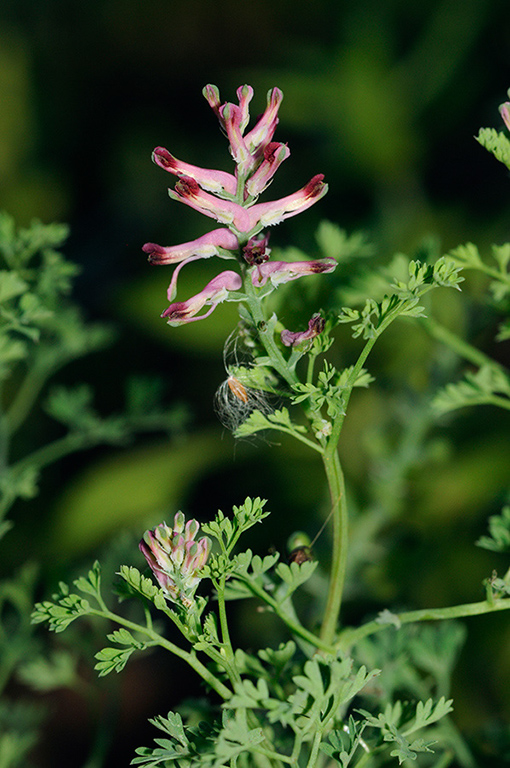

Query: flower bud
left=140, top=515, right=211, bottom=607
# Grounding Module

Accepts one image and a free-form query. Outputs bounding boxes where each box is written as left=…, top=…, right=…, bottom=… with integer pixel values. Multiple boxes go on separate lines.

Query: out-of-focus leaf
left=48, top=429, right=231, bottom=558
left=114, top=265, right=241, bottom=354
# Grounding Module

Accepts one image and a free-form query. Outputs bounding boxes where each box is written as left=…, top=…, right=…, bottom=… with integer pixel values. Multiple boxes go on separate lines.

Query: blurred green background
left=1, top=0, right=510, bottom=765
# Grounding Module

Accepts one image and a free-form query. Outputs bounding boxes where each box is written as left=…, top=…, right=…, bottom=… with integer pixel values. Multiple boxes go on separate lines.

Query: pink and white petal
left=152, top=147, right=237, bottom=196
left=143, top=228, right=239, bottom=265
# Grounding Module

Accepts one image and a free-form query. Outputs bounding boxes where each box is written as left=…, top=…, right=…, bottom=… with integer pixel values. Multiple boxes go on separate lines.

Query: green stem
left=265, top=424, right=323, bottom=453
left=318, top=320, right=401, bottom=644
left=319, top=449, right=347, bottom=644
left=421, top=316, right=509, bottom=373
left=91, top=608, right=232, bottom=700
left=252, top=747, right=295, bottom=765
left=5, top=360, right=54, bottom=435
left=306, top=352, right=317, bottom=387
left=240, top=579, right=335, bottom=653
left=484, top=394, right=510, bottom=411
left=14, top=432, right=99, bottom=474
left=217, top=581, right=232, bottom=650
left=215, top=577, right=242, bottom=686
left=336, top=597, right=510, bottom=652
left=473, top=261, right=510, bottom=290
left=305, top=730, right=323, bottom=768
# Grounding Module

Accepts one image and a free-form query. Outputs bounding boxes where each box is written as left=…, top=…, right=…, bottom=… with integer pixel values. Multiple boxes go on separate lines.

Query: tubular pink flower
left=169, top=175, right=328, bottom=235
left=244, top=87, right=284, bottom=153
left=252, top=257, right=337, bottom=287
left=245, top=174, right=328, bottom=230
left=236, top=84, right=254, bottom=132
left=281, top=313, right=326, bottom=347
left=202, top=84, right=222, bottom=122
left=161, top=269, right=242, bottom=325
left=152, top=146, right=237, bottom=196
left=140, top=514, right=211, bottom=606
left=168, top=176, right=241, bottom=227
left=245, top=142, right=290, bottom=197
left=142, top=228, right=239, bottom=265
left=220, top=103, right=252, bottom=169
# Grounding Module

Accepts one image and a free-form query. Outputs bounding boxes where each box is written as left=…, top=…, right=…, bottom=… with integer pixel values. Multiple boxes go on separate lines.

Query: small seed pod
left=288, top=545, right=314, bottom=565
left=287, top=531, right=314, bottom=564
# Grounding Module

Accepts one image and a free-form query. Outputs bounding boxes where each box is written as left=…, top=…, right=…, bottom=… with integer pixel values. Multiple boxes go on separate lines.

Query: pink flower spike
left=152, top=147, right=237, bottom=197
left=142, top=228, right=239, bottom=265
left=245, top=142, right=291, bottom=197
left=252, top=258, right=337, bottom=288
left=244, top=87, right=284, bottom=153
left=281, top=313, right=326, bottom=347
left=236, top=85, right=254, bottom=132
left=161, top=270, right=242, bottom=325
left=500, top=101, right=510, bottom=132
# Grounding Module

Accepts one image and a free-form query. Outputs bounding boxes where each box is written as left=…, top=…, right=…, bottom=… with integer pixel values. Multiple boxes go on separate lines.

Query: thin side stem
left=336, top=596, right=510, bottom=652
left=215, top=577, right=242, bottom=686
left=91, top=608, right=232, bottom=700
left=14, top=432, right=100, bottom=474
left=252, top=747, right=295, bottom=765
left=266, top=425, right=324, bottom=453
left=421, top=316, right=509, bottom=373
left=5, top=360, right=54, bottom=435
left=241, top=578, right=335, bottom=654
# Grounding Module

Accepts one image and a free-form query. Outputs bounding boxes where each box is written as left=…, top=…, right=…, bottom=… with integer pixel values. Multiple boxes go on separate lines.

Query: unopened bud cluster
left=140, top=513, right=211, bottom=607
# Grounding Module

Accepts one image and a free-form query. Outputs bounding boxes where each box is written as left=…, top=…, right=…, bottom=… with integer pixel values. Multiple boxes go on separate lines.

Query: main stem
left=317, top=333, right=382, bottom=646
left=319, top=446, right=347, bottom=645
left=242, top=277, right=299, bottom=390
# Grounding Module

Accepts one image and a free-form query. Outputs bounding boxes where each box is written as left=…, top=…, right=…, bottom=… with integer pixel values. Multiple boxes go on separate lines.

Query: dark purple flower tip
left=311, top=263, right=332, bottom=273
left=160, top=302, right=188, bottom=320
left=304, top=174, right=326, bottom=199
left=142, top=242, right=168, bottom=264
left=174, top=176, right=202, bottom=197
left=152, top=147, right=176, bottom=170
left=263, top=141, right=287, bottom=162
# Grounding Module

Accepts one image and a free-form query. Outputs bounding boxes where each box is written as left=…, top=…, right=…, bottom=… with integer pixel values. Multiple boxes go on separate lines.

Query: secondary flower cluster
left=140, top=513, right=211, bottom=607
left=143, top=84, right=336, bottom=325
